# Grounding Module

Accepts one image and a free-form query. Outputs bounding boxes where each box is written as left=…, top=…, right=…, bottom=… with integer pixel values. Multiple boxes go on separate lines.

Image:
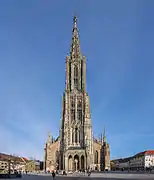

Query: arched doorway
left=68, top=155, right=73, bottom=171
left=81, top=155, right=84, bottom=170
left=95, top=165, right=98, bottom=170
left=74, top=155, right=79, bottom=171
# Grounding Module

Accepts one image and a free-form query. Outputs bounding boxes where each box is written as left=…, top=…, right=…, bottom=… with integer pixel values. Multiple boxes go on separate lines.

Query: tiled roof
left=111, top=156, right=133, bottom=163
left=20, top=157, right=29, bottom=162
left=111, top=158, right=122, bottom=162
left=112, top=150, right=154, bottom=163
left=22, top=157, right=28, bottom=161
left=145, top=150, right=154, bottom=155
left=0, top=153, right=28, bottom=163
left=0, top=153, right=10, bottom=161
left=135, top=150, right=154, bottom=157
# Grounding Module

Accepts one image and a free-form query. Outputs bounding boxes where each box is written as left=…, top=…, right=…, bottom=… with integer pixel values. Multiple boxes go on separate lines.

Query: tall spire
left=70, top=14, right=81, bottom=59
left=103, top=127, right=106, bottom=143
left=100, top=133, right=103, bottom=143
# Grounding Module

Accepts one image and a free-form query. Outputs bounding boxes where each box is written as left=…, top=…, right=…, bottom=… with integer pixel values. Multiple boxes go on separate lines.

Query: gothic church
left=44, top=15, right=110, bottom=172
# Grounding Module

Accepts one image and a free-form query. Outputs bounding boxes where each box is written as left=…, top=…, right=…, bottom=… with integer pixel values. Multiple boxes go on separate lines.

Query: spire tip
left=73, top=14, right=77, bottom=24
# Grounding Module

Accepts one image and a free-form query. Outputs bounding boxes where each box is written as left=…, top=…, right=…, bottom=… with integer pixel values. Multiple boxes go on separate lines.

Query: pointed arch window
left=74, top=65, right=78, bottom=77
left=95, top=150, right=98, bottom=164
left=77, top=109, right=82, bottom=121
left=71, top=101, right=75, bottom=108
left=71, top=96, right=75, bottom=108
left=71, top=109, right=75, bottom=121
left=75, top=128, right=78, bottom=143
left=74, top=65, right=78, bottom=89
left=72, top=131, right=74, bottom=143
left=70, top=96, right=75, bottom=122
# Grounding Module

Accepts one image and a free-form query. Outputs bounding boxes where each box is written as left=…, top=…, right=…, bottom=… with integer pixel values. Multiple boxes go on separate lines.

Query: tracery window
left=71, top=109, right=75, bottom=121
left=77, top=99, right=82, bottom=109
left=74, top=79, right=78, bottom=89
left=75, top=128, right=78, bottom=143
left=74, top=65, right=78, bottom=89
left=70, top=96, right=75, bottom=122
left=71, top=97, right=75, bottom=108
left=72, top=131, right=74, bottom=143
left=74, top=65, right=78, bottom=77
left=77, top=109, right=82, bottom=121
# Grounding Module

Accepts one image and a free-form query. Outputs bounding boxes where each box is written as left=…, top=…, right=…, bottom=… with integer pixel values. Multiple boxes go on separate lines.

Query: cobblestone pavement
left=18, top=173, right=154, bottom=180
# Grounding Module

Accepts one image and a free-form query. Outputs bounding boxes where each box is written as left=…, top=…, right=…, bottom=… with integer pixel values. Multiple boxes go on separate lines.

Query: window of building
left=74, top=65, right=79, bottom=89
left=75, top=128, right=78, bottom=143
left=72, top=132, right=74, bottom=143
left=74, top=65, right=78, bottom=77
left=77, top=109, right=82, bottom=121
left=77, top=99, right=82, bottom=109
left=95, top=151, right=98, bottom=164
left=74, top=78, right=78, bottom=89
left=78, top=130, right=80, bottom=143
left=71, top=98, right=75, bottom=108
left=71, top=109, right=75, bottom=121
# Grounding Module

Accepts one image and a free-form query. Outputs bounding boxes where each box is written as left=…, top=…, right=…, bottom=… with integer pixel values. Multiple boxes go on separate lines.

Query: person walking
left=87, top=169, right=91, bottom=176
left=52, top=170, right=56, bottom=179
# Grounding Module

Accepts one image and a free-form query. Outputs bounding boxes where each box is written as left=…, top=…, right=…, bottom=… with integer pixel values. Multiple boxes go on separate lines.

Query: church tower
left=100, top=128, right=110, bottom=171
left=59, top=15, right=93, bottom=171
left=44, top=15, right=110, bottom=173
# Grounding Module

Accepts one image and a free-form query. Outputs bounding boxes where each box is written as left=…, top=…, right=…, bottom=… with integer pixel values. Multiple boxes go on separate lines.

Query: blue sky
left=0, top=0, right=154, bottom=160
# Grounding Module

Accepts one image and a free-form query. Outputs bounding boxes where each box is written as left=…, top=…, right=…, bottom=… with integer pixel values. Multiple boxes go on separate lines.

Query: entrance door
left=81, top=155, right=84, bottom=170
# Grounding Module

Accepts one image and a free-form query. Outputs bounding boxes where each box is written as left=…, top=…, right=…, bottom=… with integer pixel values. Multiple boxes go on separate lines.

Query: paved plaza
left=17, top=172, right=154, bottom=180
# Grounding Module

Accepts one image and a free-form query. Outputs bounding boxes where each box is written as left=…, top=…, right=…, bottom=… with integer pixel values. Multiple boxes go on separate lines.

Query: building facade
left=44, top=15, right=110, bottom=172
left=111, top=150, right=154, bottom=171
left=25, top=160, right=41, bottom=172
left=0, top=153, right=28, bottom=173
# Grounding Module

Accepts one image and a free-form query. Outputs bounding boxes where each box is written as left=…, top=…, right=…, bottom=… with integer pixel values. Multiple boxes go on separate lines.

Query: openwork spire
left=70, top=14, right=81, bottom=59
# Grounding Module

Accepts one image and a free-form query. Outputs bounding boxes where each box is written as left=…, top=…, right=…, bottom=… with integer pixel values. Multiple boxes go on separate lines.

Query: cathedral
left=44, top=15, right=110, bottom=172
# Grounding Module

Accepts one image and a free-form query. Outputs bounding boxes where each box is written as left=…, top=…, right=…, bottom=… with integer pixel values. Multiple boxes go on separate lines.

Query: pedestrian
left=52, top=170, right=55, bottom=179
left=87, top=169, right=91, bottom=176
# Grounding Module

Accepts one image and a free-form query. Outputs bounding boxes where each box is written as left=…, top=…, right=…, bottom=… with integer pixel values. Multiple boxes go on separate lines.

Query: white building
left=139, top=150, right=154, bottom=169
left=112, top=150, right=154, bottom=171
left=130, top=155, right=144, bottom=170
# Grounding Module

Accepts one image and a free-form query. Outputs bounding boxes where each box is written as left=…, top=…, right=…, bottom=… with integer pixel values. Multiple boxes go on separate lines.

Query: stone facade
left=44, top=15, right=110, bottom=172
left=25, top=160, right=40, bottom=172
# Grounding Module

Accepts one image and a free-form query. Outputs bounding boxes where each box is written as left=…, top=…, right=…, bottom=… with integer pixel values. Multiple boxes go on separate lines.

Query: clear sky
left=0, top=0, right=154, bottom=160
